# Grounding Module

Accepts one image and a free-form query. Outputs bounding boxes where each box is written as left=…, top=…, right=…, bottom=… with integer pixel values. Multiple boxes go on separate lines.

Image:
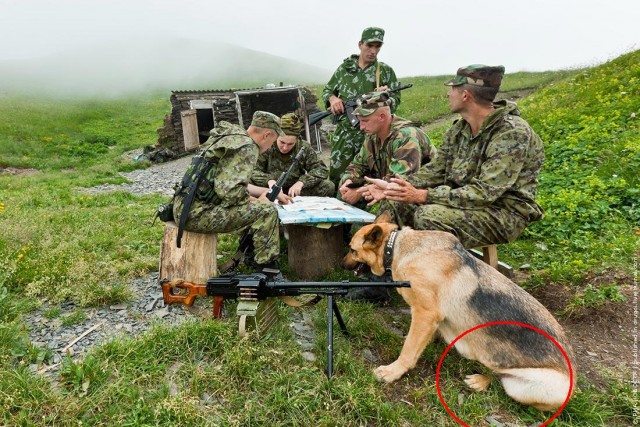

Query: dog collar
left=383, top=229, right=398, bottom=274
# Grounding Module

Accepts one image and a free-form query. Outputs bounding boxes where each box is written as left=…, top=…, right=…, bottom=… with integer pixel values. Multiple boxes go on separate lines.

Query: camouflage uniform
left=173, top=119, right=280, bottom=265
left=251, top=112, right=335, bottom=197
left=251, top=140, right=335, bottom=197
left=322, top=31, right=400, bottom=187
left=386, top=99, right=544, bottom=248
left=340, top=114, right=436, bottom=187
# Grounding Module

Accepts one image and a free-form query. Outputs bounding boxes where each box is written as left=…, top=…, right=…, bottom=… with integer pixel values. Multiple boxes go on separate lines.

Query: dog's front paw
left=374, top=362, right=407, bottom=383
left=464, top=374, right=491, bottom=392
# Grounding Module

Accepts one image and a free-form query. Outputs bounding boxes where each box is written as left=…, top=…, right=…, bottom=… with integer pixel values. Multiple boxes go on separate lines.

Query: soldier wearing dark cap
left=339, top=90, right=436, bottom=206
left=363, top=65, right=544, bottom=249
left=172, top=111, right=286, bottom=270
left=250, top=112, right=335, bottom=198
left=322, top=27, right=401, bottom=191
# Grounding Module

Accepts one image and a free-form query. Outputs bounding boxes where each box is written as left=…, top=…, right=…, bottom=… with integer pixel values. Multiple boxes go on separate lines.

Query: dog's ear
left=363, top=225, right=384, bottom=249
left=374, top=211, right=393, bottom=224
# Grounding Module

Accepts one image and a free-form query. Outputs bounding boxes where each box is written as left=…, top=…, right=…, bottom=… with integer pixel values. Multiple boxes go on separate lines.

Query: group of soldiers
left=170, top=26, right=545, bottom=301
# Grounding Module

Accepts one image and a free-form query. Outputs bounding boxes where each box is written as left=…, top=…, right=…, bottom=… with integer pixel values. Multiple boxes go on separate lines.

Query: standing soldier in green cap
left=322, top=27, right=401, bottom=191
left=338, top=90, right=436, bottom=206
left=251, top=112, right=335, bottom=197
left=172, top=111, right=286, bottom=271
left=362, top=65, right=544, bottom=249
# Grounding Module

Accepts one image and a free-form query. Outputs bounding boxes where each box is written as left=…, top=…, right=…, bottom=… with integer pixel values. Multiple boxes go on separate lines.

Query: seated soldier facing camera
left=250, top=112, right=335, bottom=198
left=338, top=90, right=435, bottom=207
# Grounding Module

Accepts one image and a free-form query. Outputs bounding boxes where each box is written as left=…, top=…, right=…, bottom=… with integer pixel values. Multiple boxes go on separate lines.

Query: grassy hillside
left=0, top=52, right=637, bottom=426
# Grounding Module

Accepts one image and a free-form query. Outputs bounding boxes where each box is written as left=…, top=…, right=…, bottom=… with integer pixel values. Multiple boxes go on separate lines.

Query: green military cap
left=444, top=64, right=505, bottom=89
left=361, top=27, right=385, bottom=43
left=251, top=111, right=285, bottom=136
left=353, top=91, right=392, bottom=116
left=280, top=112, right=304, bottom=136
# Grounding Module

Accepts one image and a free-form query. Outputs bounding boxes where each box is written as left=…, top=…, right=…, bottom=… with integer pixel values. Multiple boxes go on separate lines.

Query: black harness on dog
left=383, top=229, right=398, bottom=274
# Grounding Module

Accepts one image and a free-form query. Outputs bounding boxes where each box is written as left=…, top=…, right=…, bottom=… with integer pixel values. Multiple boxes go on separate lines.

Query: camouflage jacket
left=176, top=121, right=258, bottom=211
left=408, top=101, right=544, bottom=221
left=340, top=116, right=436, bottom=186
left=322, top=55, right=401, bottom=122
left=251, top=139, right=329, bottom=189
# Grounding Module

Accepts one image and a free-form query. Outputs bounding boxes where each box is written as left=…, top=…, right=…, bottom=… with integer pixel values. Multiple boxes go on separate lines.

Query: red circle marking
left=435, top=321, right=574, bottom=427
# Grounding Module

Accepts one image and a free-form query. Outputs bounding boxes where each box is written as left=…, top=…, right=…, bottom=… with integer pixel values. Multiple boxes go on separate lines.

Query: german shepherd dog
left=342, top=213, right=575, bottom=411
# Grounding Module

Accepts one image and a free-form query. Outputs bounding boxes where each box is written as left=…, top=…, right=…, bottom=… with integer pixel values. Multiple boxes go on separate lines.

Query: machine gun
left=219, top=147, right=306, bottom=274
left=308, top=83, right=413, bottom=128
left=161, top=272, right=410, bottom=378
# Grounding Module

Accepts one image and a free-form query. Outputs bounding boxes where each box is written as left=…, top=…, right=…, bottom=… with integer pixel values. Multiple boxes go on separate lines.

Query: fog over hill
left=0, top=38, right=331, bottom=98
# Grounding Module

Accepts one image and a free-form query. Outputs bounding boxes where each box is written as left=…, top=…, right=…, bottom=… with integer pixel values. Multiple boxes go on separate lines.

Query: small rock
left=519, top=263, right=531, bottom=270
left=155, top=308, right=170, bottom=318
left=586, top=351, right=598, bottom=357
left=485, top=416, right=504, bottom=427
left=301, top=352, right=316, bottom=362
left=362, top=348, right=378, bottom=363
left=458, top=393, right=464, bottom=405
left=110, top=304, right=128, bottom=311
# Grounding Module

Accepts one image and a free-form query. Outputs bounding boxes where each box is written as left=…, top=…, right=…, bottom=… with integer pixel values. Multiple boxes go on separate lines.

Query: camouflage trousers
left=329, top=121, right=365, bottom=188
left=174, top=198, right=279, bottom=264
left=383, top=201, right=528, bottom=249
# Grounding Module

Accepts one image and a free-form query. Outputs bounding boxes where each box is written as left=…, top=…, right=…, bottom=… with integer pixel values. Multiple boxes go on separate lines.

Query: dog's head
left=342, top=211, right=398, bottom=276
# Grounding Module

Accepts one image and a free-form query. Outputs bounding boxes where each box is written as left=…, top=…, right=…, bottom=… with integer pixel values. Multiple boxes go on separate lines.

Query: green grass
left=1, top=55, right=638, bottom=426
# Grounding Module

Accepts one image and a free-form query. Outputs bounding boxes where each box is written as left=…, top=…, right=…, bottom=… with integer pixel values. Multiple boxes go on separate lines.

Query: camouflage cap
left=280, top=112, right=304, bottom=136
left=250, top=111, right=285, bottom=136
left=353, top=91, right=392, bottom=116
left=361, top=27, right=385, bottom=43
left=444, top=64, right=505, bottom=89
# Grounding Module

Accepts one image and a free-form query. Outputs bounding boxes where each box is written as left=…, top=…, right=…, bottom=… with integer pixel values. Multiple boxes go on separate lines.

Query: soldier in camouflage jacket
left=322, top=27, right=401, bottom=189
left=338, top=91, right=436, bottom=206
left=362, top=65, right=544, bottom=248
left=173, top=112, right=285, bottom=267
left=251, top=113, right=334, bottom=197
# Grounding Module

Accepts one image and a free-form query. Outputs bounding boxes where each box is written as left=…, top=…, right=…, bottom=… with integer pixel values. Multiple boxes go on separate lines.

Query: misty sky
left=1, top=0, right=638, bottom=78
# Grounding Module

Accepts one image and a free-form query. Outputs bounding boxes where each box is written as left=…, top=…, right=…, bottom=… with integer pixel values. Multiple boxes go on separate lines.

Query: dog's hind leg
left=497, top=368, right=572, bottom=411
left=374, top=307, right=440, bottom=383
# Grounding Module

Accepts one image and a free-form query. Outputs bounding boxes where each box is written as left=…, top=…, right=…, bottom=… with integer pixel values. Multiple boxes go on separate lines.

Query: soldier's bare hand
left=287, top=181, right=304, bottom=198
left=277, top=192, right=292, bottom=205
left=363, top=176, right=389, bottom=190
left=384, top=177, right=428, bottom=204
left=329, top=96, right=345, bottom=115
left=340, top=186, right=362, bottom=205
left=357, top=184, right=385, bottom=206
left=374, top=85, right=389, bottom=91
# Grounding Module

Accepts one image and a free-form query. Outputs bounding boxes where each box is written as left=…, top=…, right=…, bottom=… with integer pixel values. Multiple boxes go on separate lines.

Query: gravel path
left=27, top=151, right=318, bottom=377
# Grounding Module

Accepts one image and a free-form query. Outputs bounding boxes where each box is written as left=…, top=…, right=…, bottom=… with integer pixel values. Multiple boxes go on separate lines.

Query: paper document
left=280, top=196, right=349, bottom=212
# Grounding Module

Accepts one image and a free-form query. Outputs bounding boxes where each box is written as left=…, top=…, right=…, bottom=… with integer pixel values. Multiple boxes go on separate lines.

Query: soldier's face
left=358, top=111, right=383, bottom=136
left=277, top=136, right=297, bottom=154
left=258, top=131, right=278, bottom=153
left=447, top=86, right=465, bottom=113
left=358, top=41, right=382, bottom=65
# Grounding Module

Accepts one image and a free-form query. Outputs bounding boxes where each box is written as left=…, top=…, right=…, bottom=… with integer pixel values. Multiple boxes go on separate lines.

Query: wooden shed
left=155, top=85, right=325, bottom=156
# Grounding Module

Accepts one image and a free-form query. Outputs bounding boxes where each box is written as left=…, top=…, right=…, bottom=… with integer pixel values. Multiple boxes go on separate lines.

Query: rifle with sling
left=161, top=271, right=410, bottom=378
left=219, top=146, right=306, bottom=273
left=308, top=83, right=413, bottom=128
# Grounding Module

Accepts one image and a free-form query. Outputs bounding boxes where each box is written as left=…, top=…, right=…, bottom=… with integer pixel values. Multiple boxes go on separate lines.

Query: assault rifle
left=219, top=147, right=306, bottom=274
left=308, top=83, right=413, bottom=128
left=161, top=271, right=410, bottom=378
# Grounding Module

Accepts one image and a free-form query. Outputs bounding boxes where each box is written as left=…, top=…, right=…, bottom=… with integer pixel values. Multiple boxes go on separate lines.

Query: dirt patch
left=0, top=166, right=40, bottom=176
left=527, top=271, right=634, bottom=390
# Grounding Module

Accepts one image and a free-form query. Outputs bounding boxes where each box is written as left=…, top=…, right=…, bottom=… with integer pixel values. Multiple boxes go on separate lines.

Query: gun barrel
left=267, top=280, right=410, bottom=289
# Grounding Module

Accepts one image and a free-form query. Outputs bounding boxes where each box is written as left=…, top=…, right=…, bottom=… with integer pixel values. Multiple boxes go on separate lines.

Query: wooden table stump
left=286, top=223, right=344, bottom=280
